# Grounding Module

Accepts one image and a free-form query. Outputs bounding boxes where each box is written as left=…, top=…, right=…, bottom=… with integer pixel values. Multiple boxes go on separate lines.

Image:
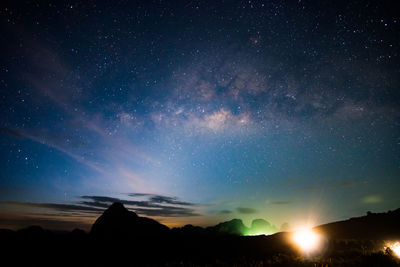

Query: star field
left=0, top=0, right=399, bottom=230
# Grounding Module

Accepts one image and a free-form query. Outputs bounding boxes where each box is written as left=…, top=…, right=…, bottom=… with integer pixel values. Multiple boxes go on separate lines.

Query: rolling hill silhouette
left=5, top=203, right=399, bottom=240
left=314, top=208, right=400, bottom=240
left=2, top=203, right=400, bottom=266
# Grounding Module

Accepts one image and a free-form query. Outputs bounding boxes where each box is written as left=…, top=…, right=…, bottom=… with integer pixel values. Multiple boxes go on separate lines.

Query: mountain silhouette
left=207, top=218, right=248, bottom=235
left=246, top=219, right=278, bottom=235
left=2, top=203, right=400, bottom=266
left=199, top=218, right=278, bottom=236
left=171, top=224, right=205, bottom=235
left=90, top=202, right=169, bottom=238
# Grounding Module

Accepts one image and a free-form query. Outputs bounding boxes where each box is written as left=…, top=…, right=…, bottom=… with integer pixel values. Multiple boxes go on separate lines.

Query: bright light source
left=390, top=242, right=400, bottom=257
left=292, top=229, right=321, bottom=253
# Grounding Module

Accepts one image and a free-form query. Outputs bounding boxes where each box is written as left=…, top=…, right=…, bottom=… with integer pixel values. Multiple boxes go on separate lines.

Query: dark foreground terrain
left=2, top=203, right=400, bottom=266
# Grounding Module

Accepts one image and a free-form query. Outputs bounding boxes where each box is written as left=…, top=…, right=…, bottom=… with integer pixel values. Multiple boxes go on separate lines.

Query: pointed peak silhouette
left=90, top=202, right=169, bottom=239
left=107, top=202, right=126, bottom=211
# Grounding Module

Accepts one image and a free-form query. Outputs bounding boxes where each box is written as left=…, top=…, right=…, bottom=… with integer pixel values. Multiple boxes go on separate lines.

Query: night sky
left=0, top=0, right=399, bottom=231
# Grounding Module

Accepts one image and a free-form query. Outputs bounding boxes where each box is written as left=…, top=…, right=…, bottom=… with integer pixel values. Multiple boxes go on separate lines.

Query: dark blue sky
left=0, top=0, right=399, bottom=230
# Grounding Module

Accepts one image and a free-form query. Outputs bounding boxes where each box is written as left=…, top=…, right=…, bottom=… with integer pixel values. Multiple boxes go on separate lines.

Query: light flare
left=291, top=228, right=322, bottom=253
left=386, top=241, right=400, bottom=257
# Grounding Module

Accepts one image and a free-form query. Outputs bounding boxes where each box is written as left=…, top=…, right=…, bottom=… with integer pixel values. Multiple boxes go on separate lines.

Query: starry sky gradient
left=0, top=0, right=399, bottom=231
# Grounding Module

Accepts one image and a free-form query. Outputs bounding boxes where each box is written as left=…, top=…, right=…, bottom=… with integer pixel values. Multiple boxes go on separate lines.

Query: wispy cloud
left=0, top=127, right=105, bottom=174
left=147, top=195, right=195, bottom=206
left=2, top=40, right=161, bottom=194
left=303, top=181, right=356, bottom=191
left=266, top=200, right=292, bottom=205
left=362, top=195, right=383, bottom=204
left=0, top=193, right=200, bottom=228
left=81, top=195, right=199, bottom=217
left=236, top=207, right=257, bottom=214
left=2, top=201, right=103, bottom=213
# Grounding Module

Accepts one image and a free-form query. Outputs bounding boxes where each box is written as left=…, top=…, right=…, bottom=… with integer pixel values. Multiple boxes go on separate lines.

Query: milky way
left=0, top=0, right=399, bottom=230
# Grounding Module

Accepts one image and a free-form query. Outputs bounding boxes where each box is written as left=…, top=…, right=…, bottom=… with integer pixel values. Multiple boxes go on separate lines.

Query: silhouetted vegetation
left=2, top=203, right=400, bottom=266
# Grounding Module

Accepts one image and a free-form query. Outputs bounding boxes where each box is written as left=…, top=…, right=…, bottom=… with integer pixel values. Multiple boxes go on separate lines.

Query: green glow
left=242, top=219, right=278, bottom=236
left=244, top=231, right=275, bottom=236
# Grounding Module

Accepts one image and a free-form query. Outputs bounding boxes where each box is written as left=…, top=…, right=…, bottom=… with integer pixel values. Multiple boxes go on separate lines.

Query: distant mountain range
left=2, top=202, right=399, bottom=241
left=88, top=202, right=400, bottom=241
left=0, top=202, right=268, bottom=240
left=2, top=203, right=400, bottom=266
left=89, top=201, right=278, bottom=237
